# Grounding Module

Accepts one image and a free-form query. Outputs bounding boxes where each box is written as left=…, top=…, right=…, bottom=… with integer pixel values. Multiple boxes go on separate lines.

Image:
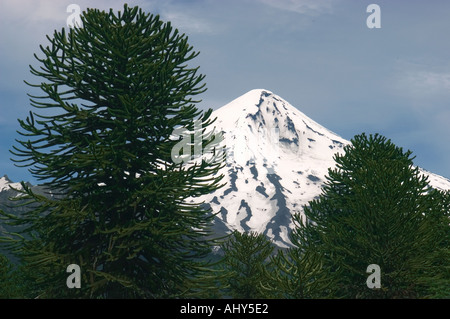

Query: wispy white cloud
left=393, top=69, right=450, bottom=101
left=0, top=0, right=65, bottom=25
left=254, top=0, right=336, bottom=15
left=404, top=71, right=450, bottom=93
left=389, top=58, right=450, bottom=102
left=0, top=1, right=142, bottom=91
left=0, top=0, right=152, bottom=29
left=160, top=10, right=218, bottom=35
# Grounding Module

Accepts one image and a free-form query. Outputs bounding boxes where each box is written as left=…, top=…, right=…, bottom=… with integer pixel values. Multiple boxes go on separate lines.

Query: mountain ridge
left=1, top=89, right=449, bottom=249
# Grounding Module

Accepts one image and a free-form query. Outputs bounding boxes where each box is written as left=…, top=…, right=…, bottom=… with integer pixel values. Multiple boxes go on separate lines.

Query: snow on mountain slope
left=0, top=175, right=23, bottom=193
left=195, top=89, right=450, bottom=248
left=419, top=168, right=450, bottom=192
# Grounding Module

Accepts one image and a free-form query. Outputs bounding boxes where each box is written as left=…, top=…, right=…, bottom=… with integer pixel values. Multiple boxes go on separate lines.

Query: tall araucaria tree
left=1, top=4, right=225, bottom=298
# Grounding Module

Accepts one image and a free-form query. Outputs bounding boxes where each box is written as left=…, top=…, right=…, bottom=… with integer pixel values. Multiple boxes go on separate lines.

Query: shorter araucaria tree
left=280, top=133, right=449, bottom=298
left=220, top=231, right=274, bottom=299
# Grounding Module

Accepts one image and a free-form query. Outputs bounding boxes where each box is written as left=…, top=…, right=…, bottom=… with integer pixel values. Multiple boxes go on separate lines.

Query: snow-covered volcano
left=198, top=89, right=450, bottom=248
left=199, top=89, right=348, bottom=248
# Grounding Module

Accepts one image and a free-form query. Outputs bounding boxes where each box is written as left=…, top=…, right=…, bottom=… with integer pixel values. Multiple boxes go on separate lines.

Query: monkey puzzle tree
left=287, top=133, right=449, bottom=298
left=219, top=231, right=274, bottom=299
left=1, top=4, right=224, bottom=298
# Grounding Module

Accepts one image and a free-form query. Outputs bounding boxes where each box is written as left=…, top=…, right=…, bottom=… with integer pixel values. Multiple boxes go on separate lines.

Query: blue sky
left=0, top=0, right=449, bottom=184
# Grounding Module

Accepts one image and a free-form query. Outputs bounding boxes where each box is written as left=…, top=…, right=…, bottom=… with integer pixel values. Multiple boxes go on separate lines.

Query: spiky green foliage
left=2, top=4, right=225, bottom=298
left=0, top=254, right=31, bottom=298
left=289, top=133, right=449, bottom=298
left=0, top=254, right=16, bottom=298
left=266, top=239, right=338, bottom=299
left=416, top=189, right=450, bottom=298
left=220, top=231, right=274, bottom=299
